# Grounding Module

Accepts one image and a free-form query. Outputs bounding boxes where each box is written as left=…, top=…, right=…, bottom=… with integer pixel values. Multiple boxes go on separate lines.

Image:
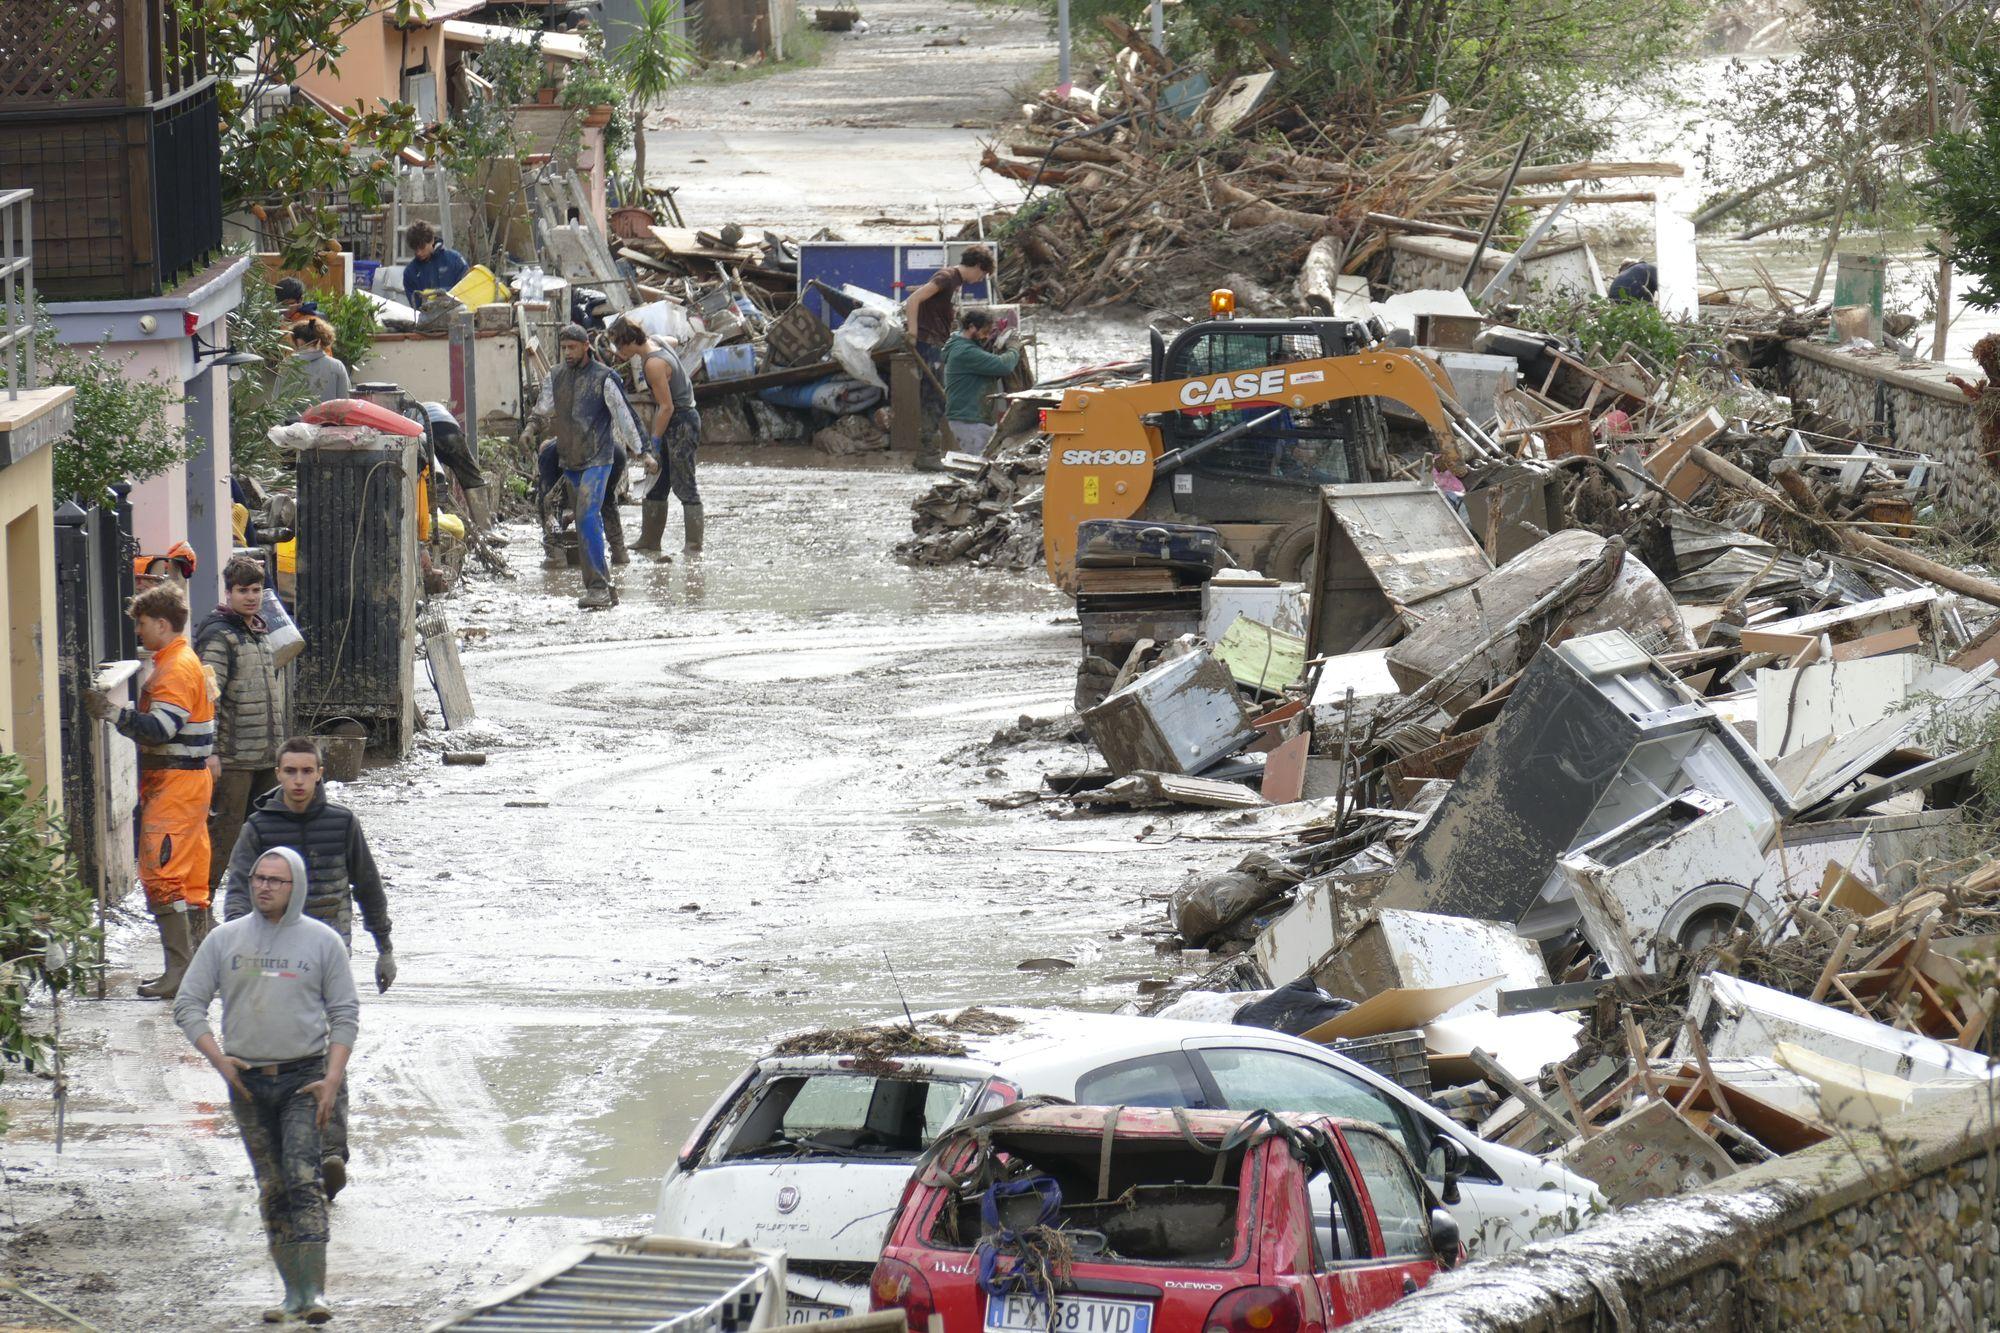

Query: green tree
left=1924, top=51, right=2000, bottom=311
left=37, top=320, right=196, bottom=504
left=0, top=753, right=100, bottom=1137
left=617, top=0, right=695, bottom=194
left=175, top=0, right=447, bottom=268
left=1708, top=0, right=1990, bottom=238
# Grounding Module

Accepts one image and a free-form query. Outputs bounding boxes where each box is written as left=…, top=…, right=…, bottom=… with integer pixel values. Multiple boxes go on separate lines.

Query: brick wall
left=1347, top=1088, right=2000, bottom=1331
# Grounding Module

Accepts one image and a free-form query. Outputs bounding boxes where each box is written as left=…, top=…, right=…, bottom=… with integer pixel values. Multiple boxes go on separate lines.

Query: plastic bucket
left=704, top=344, right=757, bottom=381
left=317, top=717, right=368, bottom=782
left=353, top=260, right=380, bottom=292
left=447, top=264, right=511, bottom=308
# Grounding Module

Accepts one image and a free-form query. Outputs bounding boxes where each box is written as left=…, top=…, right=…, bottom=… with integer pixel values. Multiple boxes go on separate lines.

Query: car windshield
left=707, top=1070, right=977, bottom=1164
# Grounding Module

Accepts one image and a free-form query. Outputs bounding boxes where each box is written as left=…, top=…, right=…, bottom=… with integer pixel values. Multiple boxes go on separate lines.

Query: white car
left=655, top=1007, right=1603, bottom=1320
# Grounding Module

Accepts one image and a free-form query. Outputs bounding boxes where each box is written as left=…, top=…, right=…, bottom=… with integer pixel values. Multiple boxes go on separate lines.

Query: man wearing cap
left=531, top=325, right=646, bottom=608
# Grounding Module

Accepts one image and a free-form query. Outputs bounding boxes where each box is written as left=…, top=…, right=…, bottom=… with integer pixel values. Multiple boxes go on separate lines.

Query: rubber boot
left=276, top=1242, right=332, bottom=1324
left=605, top=503, right=630, bottom=566
left=578, top=566, right=614, bottom=610
left=683, top=504, right=705, bottom=555
left=913, top=448, right=946, bottom=473
left=137, top=908, right=192, bottom=1000
left=633, top=500, right=668, bottom=555
left=541, top=531, right=567, bottom=569
left=186, top=904, right=212, bottom=951
left=264, top=1245, right=300, bottom=1323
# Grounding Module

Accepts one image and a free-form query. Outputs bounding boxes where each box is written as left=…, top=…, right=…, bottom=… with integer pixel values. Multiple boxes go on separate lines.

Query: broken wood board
left=1645, top=407, right=1726, bottom=502
left=1559, top=1097, right=1737, bottom=1206
left=1072, top=771, right=1268, bottom=811
left=423, top=623, right=475, bottom=728
left=1301, top=976, right=1498, bottom=1045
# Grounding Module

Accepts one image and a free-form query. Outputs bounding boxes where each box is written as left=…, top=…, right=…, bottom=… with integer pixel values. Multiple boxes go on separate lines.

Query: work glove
left=374, top=944, right=397, bottom=994
left=82, top=689, right=115, bottom=722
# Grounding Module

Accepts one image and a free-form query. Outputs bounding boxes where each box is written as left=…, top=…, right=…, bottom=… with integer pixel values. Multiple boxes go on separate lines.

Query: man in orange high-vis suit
left=85, top=583, right=216, bottom=999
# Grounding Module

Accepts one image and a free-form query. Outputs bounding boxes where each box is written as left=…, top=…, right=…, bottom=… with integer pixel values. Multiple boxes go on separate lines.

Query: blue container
left=797, top=241, right=999, bottom=329
left=353, top=260, right=380, bottom=292
left=704, top=344, right=758, bottom=381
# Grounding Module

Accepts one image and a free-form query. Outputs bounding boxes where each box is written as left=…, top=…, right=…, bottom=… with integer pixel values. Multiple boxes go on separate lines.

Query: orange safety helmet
left=133, top=541, right=199, bottom=583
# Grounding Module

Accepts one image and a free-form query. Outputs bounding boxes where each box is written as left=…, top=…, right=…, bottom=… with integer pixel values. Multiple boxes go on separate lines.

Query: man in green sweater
left=940, top=309, right=1021, bottom=456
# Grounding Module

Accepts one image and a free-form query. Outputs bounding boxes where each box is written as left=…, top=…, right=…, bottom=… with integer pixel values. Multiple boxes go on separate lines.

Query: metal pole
left=1461, top=135, right=1533, bottom=294
left=1057, top=0, right=1071, bottom=88
left=1149, top=0, right=1163, bottom=50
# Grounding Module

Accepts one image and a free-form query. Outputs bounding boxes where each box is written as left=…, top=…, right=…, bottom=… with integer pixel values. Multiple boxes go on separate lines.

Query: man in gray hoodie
left=176, top=845, right=358, bottom=1325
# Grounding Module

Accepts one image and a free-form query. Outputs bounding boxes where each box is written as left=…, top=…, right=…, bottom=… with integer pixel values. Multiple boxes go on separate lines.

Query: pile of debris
left=970, top=284, right=2000, bottom=1217
left=896, top=423, right=1047, bottom=569
left=976, top=23, right=1665, bottom=312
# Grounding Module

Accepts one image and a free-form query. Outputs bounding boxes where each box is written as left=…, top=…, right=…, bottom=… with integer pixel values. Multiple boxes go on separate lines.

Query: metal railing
left=0, top=187, right=35, bottom=400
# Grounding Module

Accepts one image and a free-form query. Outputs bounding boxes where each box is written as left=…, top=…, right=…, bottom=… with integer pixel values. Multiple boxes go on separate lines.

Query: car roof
left=760, top=1005, right=1309, bottom=1077
left=958, top=1104, right=1363, bottom=1141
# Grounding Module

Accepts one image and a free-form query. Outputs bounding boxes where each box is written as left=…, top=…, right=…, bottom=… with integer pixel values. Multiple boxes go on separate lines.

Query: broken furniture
left=1558, top=789, right=1780, bottom=977
left=1305, top=482, right=1490, bottom=660
left=1082, top=646, right=1258, bottom=777
left=1375, top=631, right=1791, bottom=938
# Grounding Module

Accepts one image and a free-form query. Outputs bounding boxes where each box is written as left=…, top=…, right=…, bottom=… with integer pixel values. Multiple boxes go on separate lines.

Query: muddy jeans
left=645, top=412, right=702, bottom=506
left=207, top=767, right=275, bottom=893
left=564, top=463, right=614, bottom=582
left=229, top=1056, right=329, bottom=1245
left=916, top=341, right=946, bottom=441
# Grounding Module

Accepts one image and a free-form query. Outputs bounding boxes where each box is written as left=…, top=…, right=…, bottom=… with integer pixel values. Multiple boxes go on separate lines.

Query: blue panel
left=798, top=242, right=1001, bottom=329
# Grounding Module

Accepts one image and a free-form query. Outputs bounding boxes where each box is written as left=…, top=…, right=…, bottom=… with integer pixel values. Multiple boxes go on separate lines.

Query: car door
left=1297, top=1130, right=1419, bottom=1324
left=1332, top=1125, right=1444, bottom=1309
left=1182, top=1040, right=1498, bottom=1244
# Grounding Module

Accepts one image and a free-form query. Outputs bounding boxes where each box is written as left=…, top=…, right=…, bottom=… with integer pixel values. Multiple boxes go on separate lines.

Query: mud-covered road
left=0, top=7, right=1234, bottom=1326
left=1, top=446, right=1232, bottom=1331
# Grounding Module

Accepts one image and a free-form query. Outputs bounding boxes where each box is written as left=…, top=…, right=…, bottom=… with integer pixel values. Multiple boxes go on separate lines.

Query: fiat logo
left=777, top=1186, right=800, bottom=1215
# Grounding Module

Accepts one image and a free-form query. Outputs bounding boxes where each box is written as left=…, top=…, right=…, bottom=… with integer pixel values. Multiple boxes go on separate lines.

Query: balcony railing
left=0, top=0, right=208, bottom=113
left=0, top=188, right=32, bottom=398
left=0, top=3, right=221, bottom=300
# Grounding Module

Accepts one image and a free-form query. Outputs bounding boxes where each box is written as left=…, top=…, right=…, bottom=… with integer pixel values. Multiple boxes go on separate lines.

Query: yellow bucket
left=447, top=264, right=511, bottom=308
left=277, top=537, right=296, bottom=575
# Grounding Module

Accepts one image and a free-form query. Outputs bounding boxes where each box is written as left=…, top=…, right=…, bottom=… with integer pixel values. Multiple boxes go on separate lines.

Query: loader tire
left=1266, top=521, right=1318, bottom=584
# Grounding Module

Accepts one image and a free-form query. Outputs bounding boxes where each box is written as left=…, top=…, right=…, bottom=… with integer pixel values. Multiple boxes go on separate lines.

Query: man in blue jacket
left=402, top=220, right=469, bottom=306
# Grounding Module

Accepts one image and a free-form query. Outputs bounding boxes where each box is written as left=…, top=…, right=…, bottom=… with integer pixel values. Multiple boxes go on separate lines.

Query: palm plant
left=617, top=0, right=695, bottom=192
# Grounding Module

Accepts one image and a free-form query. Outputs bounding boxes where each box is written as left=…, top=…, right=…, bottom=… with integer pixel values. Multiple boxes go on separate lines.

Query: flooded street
left=2, top=455, right=1234, bottom=1330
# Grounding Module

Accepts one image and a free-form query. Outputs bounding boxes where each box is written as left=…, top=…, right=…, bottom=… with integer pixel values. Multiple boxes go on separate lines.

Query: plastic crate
left=1331, top=1030, right=1431, bottom=1099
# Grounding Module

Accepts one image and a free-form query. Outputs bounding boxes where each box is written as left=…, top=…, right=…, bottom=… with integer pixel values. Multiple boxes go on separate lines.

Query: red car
left=868, top=1104, right=1461, bottom=1333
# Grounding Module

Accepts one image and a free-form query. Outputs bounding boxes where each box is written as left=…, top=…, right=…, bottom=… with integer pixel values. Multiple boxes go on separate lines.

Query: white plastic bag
left=260, top=586, right=304, bottom=668
left=831, top=307, right=891, bottom=391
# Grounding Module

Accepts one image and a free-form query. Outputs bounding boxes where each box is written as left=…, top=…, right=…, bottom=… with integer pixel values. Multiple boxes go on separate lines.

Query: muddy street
left=0, top=450, right=1238, bottom=1331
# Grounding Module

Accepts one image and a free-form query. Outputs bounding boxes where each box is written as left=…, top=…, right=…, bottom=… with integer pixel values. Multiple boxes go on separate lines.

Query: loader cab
left=1149, top=318, right=1388, bottom=524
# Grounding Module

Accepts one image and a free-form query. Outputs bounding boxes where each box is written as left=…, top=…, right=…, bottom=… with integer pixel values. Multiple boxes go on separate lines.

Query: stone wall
left=1780, top=340, right=1999, bottom=523
left=1347, top=1088, right=2000, bottom=1332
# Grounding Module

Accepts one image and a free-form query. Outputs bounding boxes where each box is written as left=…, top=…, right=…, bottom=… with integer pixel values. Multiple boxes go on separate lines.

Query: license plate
left=787, top=1302, right=851, bottom=1324
left=985, top=1293, right=1153, bottom=1333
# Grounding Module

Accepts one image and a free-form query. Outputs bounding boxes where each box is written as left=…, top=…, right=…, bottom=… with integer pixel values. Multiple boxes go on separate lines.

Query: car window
left=1344, top=1128, right=1430, bottom=1258
left=708, top=1072, right=975, bottom=1164
left=1196, top=1048, right=1421, bottom=1161
left=1075, top=1052, right=1208, bottom=1108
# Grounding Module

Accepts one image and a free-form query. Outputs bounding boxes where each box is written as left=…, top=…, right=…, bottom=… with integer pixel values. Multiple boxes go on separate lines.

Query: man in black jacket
left=221, top=737, right=394, bottom=1200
